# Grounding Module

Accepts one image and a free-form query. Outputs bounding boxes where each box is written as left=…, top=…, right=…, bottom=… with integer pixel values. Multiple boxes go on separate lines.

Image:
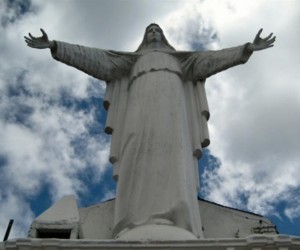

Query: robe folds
left=51, top=42, right=252, bottom=238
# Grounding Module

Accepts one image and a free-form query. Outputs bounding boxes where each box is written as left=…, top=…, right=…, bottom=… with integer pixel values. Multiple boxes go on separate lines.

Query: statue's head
left=136, top=23, right=175, bottom=52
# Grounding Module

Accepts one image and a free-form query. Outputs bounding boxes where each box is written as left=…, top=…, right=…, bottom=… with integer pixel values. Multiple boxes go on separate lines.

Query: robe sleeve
left=51, top=41, right=135, bottom=81
left=183, top=43, right=253, bottom=80
left=176, top=44, right=252, bottom=159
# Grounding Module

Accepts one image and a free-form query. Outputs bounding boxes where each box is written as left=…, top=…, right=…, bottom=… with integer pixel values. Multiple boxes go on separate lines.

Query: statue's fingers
left=40, top=28, right=48, bottom=38
left=24, top=36, right=31, bottom=42
left=264, top=33, right=273, bottom=41
left=25, top=36, right=34, bottom=42
left=256, top=28, right=263, bottom=38
left=24, top=37, right=32, bottom=44
left=24, top=36, right=34, bottom=41
left=28, top=33, right=38, bottom=39
left=26, top=38, right=41, bottom=47
left=267, top=36, right=276, bottom=45
left=25, top=40, right=35, bottom=47
left=26, top=42, right=35, bottom=48
left=27, top=44, right=39, bottom=49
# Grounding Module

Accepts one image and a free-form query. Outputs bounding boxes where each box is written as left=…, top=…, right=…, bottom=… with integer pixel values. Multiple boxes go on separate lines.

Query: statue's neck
left=145, top=42, right=163, bottom=50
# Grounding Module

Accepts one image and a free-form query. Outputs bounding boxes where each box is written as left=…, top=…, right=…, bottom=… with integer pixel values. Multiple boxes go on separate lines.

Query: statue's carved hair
left=136, top=23, right=175, bottom=52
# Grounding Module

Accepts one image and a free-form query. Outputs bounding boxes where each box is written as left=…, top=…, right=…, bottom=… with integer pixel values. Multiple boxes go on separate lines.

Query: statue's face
left=146, top=25, right=162, bottom=44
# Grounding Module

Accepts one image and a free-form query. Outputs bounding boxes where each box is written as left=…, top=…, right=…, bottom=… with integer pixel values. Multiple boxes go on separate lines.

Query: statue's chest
left=131, top=51, right=182, bottom=77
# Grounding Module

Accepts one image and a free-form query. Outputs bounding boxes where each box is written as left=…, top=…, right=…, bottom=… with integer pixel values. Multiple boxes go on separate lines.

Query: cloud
left=284, top=193, right=300, bottom=221
left=162, top=3, right=220, bottom=51
left=0, top=191, right=35, bottom=238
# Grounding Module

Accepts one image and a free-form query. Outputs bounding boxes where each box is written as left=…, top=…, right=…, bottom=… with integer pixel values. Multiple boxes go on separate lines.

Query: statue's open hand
left=24, top=28, right=52, bottom=49
left=248, top=28, right=276, bottom=52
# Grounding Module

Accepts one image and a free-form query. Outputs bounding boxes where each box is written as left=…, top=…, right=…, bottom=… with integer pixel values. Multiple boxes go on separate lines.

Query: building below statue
left=26, top=195, right=277, bottom=240
left=2, top=196, right=300, bottom=250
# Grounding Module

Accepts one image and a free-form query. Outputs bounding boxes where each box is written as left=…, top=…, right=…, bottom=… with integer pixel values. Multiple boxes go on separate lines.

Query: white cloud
left=0, top=191, right=34, bottom=238
left=1, top=93, right=111, bottom=195
left=284, top=194, right=300, bottom=221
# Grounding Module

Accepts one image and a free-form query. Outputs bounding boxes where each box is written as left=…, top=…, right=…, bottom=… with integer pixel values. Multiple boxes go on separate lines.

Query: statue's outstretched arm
left=24, top=28, right=56, bottom=50
left=247, top=29, right=276, bottom=52
left=187, top=29, right=275, bottom=80
left=24, top=28, right=136, bottom=82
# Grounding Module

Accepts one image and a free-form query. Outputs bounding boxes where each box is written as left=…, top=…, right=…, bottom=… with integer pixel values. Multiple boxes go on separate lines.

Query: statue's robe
left=51, top=42, right=252, bottom=238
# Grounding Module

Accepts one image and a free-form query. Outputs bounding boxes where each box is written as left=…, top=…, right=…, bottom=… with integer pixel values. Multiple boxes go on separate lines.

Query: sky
left=0, top=0, right=300, bottom=239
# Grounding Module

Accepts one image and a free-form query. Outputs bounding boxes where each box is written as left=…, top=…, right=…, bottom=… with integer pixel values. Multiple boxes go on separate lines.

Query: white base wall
left=2, top=235, right=300, bottom=250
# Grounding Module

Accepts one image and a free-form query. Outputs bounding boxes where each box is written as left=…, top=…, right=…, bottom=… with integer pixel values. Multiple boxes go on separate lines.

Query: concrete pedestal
left=2, top=235, right=300, bottom=250
left=116, top=224, right=197, bottom=241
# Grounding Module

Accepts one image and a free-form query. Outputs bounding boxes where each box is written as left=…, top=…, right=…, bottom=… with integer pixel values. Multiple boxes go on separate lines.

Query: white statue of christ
left=25, top=24, right=275, bottom=239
